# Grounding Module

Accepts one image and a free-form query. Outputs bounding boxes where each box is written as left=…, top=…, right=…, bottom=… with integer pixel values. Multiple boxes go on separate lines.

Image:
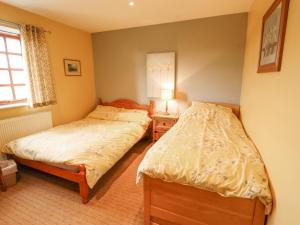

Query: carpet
left=0, top=139, right=152, bottom=225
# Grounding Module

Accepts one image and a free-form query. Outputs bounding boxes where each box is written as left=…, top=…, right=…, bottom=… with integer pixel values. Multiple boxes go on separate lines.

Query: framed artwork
left=64, top=59, right=81, bottom=76
left=258, top=0, right=290, bottom=73
left=146, top=52, right=175, bottom=98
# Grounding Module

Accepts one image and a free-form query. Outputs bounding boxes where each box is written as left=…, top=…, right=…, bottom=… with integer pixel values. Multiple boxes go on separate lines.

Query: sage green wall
left=92, top=13, right=247, bottom=105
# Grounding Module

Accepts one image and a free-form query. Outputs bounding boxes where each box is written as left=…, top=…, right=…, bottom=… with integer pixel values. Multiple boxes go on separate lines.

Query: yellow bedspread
left=2, top=107, right=150, bottom=188
left=137, top=102, right=272, bottom=214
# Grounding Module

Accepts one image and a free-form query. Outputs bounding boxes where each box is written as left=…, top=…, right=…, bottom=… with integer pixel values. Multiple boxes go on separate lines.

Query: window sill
left=0, top=102, right=29, bottom=110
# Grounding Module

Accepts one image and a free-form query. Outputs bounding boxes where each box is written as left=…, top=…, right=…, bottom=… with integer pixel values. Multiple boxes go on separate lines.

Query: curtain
left=20, top=24, right=56, bottom=107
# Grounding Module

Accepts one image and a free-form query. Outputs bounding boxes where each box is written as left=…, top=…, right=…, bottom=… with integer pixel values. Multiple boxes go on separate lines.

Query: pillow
left=180, top=101, right=233, bottom=121
left=87, top=105, right=151, bottom=127
left=112, top=110, right=151, bottom=127
left=191, top=101, right=233, bottom=113
left=87, top=105, right=122, bottom=120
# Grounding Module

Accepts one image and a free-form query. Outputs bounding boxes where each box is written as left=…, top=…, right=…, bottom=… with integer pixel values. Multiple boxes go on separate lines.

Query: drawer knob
left=163, top=122, right=166, bottom=126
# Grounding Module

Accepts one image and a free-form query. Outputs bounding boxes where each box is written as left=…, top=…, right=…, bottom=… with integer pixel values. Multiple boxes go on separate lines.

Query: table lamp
left=161, top=89, right=173, bottom=115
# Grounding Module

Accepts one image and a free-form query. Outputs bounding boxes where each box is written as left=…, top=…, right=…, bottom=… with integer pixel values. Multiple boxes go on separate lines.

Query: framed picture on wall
left=257, top=0, right=290, bottom=73
left=146, top=52, right=175, bottom=98
left=64, top=59, right=81, bottom=76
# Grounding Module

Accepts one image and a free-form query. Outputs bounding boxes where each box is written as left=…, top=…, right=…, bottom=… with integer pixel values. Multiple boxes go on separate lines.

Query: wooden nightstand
left=152, top=114, right=179, bottom=142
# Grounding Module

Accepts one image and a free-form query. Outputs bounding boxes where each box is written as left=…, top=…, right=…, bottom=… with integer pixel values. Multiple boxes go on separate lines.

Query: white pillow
left=87, top=105, right=122, bottom=120
left=191, top=101, right=233, bottom=113
left=87, top=105, right=151, bottom=127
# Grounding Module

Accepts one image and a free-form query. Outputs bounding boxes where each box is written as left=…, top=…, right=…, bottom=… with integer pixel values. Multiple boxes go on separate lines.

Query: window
left=0, top=30, right=28, bottom=106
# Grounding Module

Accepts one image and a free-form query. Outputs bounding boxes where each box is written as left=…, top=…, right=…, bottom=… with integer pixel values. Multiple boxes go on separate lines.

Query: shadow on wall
left=176, top=50, right=242, bottom=105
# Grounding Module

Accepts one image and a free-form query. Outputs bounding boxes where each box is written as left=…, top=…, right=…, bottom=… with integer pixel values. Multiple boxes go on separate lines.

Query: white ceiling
left=2, top=0, right=253, bottom=33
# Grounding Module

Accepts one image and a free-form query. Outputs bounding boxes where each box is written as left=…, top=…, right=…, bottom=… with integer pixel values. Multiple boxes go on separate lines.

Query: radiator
left=0, top=111, right=53, bottom=155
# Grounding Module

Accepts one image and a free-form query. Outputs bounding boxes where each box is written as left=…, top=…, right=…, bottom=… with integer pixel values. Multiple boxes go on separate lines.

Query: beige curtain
left=20, top=24, right=56, bottom=107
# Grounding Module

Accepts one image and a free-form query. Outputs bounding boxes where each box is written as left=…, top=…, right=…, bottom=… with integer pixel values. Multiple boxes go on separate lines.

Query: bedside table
left=152, top=114, right=179, bottom=142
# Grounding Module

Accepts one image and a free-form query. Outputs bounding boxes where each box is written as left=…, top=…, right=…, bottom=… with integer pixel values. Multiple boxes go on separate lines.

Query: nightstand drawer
left=154, top=131, right=165, bottom=141
left=155, top=126, right=170, bottom=132
left=152, top=114, right=179, bottom=142
left=155, top=119, right=177, bottom=128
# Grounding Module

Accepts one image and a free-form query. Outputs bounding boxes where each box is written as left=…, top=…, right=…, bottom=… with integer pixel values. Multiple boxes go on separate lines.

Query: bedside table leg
left=0, top=173, right=7, bottom=192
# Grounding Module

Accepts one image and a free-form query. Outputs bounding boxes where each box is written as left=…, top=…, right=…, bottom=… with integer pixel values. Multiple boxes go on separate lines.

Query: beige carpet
left=0, top=139, right=152, bottom=225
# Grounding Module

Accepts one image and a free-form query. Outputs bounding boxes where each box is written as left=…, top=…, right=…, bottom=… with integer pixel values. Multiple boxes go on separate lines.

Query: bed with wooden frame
left=8, top=99, right=154, bottom=204
left=143, top=102, right=267, bottom=225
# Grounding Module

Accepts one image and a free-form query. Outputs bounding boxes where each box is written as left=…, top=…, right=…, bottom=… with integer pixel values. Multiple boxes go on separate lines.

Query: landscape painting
left=64, top=59, right=81, bottom=76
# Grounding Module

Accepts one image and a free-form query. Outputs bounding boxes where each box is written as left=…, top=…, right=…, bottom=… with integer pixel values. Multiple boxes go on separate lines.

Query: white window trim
left=0, top=24, right=30, bottom=108
left=0, top=102, right=29, bottom=109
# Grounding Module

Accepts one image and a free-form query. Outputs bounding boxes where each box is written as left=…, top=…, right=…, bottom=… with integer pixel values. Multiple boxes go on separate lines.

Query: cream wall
left=0, top=2, right=97, bottom=125
left=240, top=0, right=300, bottom=225
left=92, top=13, right=247, bottom=108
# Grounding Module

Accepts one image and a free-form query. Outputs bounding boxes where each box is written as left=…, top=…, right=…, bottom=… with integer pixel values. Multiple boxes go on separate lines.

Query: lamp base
left=163, top=100, right=169, bottom=115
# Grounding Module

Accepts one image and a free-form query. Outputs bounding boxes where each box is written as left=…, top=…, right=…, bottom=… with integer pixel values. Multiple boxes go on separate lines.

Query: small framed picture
left=258, top=0, right=290, bottom=73
left=64, top=59, right=81, bottom=76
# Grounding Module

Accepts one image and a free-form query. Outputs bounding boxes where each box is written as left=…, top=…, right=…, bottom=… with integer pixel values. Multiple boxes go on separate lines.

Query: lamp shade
left=161, top=89, right=173, bottom=100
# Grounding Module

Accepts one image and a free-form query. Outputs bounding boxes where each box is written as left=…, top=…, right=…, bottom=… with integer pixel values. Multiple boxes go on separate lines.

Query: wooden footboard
left=10, top=155, right=89, bottom=204
left=143, top=175, right=266, bottom=225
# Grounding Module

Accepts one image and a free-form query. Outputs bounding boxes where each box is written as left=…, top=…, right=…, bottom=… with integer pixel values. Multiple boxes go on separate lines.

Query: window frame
left=0, top=31, right=28, bottom=106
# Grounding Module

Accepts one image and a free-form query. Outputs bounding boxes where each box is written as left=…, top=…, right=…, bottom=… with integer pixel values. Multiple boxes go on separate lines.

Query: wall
left=240, top=0, right=300, bottom=224
left=0, top=2, right=97, bottom=125
left=92, top=13, right=247, bottom=109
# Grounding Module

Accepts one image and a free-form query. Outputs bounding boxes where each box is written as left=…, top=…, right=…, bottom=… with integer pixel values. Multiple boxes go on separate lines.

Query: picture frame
left=257, top=0, right=290, bottom=73
left=146, top=52, right=175, bottom=98
left=64, top=59, right=81, bottom=76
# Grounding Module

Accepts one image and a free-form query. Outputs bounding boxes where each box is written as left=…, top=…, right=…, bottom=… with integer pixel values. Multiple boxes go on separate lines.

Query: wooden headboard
left=99, top=98, right=154, bottom=116
left=207, top=102, right=240, bottom=118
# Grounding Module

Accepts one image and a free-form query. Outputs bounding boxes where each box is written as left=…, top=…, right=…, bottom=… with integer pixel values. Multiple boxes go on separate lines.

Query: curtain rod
left=0, top=18, right=51, bottom=34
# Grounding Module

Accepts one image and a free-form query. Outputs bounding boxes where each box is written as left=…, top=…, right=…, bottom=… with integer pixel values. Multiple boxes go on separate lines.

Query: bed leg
left=144, top=176, right=151, bottom=225
left=252, top=198, right=266, bottom=225
left=79, top=165, right=89, bottom=204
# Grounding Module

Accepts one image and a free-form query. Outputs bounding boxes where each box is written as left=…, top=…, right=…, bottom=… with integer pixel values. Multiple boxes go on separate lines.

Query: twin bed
left=137, top=102, right=272, bottom=225
left=1, top=99, right=272, bottom=225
